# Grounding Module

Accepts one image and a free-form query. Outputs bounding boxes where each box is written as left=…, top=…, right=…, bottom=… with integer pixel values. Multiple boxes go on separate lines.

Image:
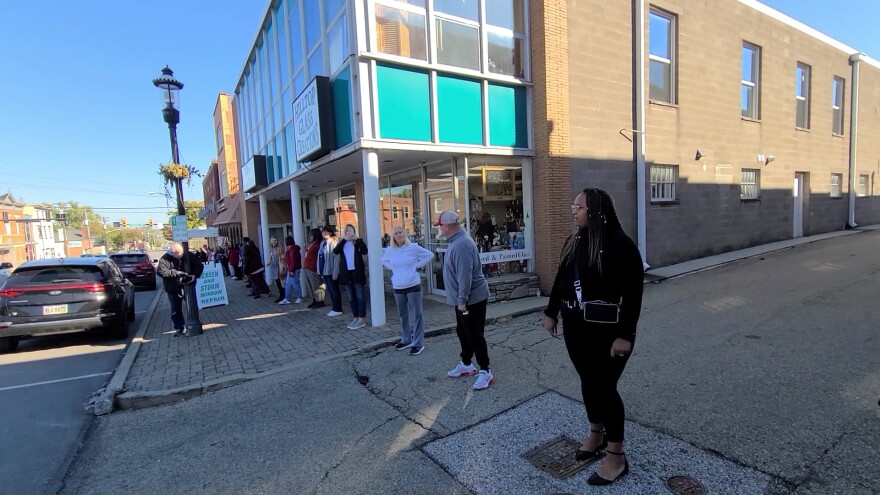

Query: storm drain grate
left=665, top=475, right=707, bottom=495
left=522, top=436, right=593, bottom=480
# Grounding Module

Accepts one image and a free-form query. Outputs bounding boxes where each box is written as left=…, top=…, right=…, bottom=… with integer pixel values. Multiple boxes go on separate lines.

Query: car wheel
left=0, top=336, right=19, bottom=354
left=108, top=318, right=129, bottom=340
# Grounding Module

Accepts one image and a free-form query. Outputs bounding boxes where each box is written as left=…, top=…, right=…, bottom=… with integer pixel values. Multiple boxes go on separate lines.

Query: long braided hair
left=560, top=188, right=620, bottom=275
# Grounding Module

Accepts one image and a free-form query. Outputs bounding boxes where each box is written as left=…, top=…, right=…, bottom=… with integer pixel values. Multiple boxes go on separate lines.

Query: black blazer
left=333, top=238, right=368, bottom=285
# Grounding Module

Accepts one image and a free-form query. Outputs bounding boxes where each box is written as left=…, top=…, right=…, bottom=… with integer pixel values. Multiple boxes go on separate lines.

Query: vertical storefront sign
left=293, top=76, right=336, bottom=163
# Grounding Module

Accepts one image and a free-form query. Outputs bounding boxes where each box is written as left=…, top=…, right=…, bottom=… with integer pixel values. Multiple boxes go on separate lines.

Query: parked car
left=109, top=252, right=157, bottom=291
left=0, top=257, right=135, bottom=353
left=0, top=262, right=12, bottom=286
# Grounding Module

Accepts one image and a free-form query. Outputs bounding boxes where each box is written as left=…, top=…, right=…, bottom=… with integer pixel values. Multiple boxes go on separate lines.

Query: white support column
left=289, top=181, right=304, bottom=247
left=259, top=193, right=271, bottom=285
left=362, top=150, right=386, bottom=327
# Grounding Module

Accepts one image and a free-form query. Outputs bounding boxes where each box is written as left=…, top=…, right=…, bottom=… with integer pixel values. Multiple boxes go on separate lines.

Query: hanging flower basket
left=158, top=162, right=198, bottom=186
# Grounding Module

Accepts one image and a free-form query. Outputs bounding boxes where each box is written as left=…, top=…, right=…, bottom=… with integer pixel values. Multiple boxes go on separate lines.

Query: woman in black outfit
left=543, top=188, right=644, bottom=486
left=243, top=239, right=271, bottom=299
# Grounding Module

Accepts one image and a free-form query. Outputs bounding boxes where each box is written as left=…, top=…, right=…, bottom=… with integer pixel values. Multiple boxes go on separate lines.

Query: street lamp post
left=153, top=66, right=202, bottom=337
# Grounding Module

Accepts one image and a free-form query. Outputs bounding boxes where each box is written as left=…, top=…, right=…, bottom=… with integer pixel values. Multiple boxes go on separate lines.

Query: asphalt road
left=0, top=280, right=160, bottom=495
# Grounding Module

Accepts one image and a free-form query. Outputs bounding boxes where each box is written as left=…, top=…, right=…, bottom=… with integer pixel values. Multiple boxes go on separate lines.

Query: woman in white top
left=381, top=226, right=434, bottom=355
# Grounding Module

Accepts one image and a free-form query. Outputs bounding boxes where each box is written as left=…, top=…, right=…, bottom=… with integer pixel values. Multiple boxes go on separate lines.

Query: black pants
left=232, top=264, right=243, bottom=279
left=562, top=316, right=632, bottom=443
left=454, top=299, right=489, bottom=370
left=166, top=290, right=184, bottom=330
left=220, top=259, right=230, bottom=276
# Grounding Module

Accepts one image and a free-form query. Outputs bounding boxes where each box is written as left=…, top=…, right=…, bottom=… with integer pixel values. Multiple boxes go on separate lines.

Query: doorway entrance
left=425, top=188, right=456, bottom=296
left=793, top=172, right=806, bottom=238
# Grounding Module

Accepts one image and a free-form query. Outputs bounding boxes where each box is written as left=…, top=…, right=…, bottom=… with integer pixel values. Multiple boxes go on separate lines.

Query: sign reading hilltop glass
left=293, top=76, right=335, bottom=163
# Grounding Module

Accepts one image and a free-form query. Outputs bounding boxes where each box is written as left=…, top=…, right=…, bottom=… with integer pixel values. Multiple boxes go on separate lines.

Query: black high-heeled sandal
left=587, top=450, right=629, bottom=486
left=574, top=428, right=607, bottom=461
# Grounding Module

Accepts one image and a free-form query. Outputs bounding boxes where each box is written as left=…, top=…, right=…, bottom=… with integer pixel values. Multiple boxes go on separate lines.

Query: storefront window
left=375, top=3, right=428, bottom=61
left=380, top=168, right=423, bottom=247
left=335, top=186, right=359, bottom=234
left=467, top=159, right=527, bottom=278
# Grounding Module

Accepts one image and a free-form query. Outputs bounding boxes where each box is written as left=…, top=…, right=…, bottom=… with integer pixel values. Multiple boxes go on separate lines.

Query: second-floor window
left=649, top=8, right=676, bottom=103
left=742, top=43, right=760, bottom=119
left=832, top=76, right=845, bottom=135
left=796, top=62, right=811, bottom=129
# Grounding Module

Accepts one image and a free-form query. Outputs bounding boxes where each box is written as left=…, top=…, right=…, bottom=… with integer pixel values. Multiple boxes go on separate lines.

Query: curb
left=113, top=305, right=548, bottom=411
left=88, top=289, right=162, bottom=415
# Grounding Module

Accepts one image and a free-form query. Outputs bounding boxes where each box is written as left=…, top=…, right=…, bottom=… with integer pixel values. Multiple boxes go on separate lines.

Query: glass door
left=426, top=188, right=456, bottom=296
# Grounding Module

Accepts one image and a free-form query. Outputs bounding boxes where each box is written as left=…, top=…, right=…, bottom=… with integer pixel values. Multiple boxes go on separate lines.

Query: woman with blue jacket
left=381, top=226, right=434, bottom=355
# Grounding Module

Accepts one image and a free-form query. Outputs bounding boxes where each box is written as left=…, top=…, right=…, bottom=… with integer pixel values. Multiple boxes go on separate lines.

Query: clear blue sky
left=0, top=1, right=876, bottom=225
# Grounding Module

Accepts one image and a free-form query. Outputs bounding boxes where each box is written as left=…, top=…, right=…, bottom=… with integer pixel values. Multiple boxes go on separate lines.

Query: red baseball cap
left=432, top=210, right=460, bottom=226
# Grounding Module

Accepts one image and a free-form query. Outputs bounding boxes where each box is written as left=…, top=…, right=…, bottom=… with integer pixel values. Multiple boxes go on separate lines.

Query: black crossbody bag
left=574, top=259, right=622, bottom=324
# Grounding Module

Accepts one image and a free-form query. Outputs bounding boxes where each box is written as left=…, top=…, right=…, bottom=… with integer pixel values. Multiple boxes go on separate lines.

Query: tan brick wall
left=531, top=0, right=573, bottom=293
left=563, top=0, right=880, bottom=266
left=854, top=61, right=880, bottom=224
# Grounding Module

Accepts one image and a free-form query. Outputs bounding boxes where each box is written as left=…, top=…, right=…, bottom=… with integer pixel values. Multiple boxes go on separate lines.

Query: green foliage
left=168, top=200, right=204, bottom=230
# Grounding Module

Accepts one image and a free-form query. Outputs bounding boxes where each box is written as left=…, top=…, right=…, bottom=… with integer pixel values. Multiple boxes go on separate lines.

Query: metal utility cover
left=665, top=475, right=707, bottom=495
left=522, top=436, right=593, bottom=480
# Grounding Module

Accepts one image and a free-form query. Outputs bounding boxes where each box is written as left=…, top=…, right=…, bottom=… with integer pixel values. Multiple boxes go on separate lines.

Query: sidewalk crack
left=309, top=415, right=398, bottom=495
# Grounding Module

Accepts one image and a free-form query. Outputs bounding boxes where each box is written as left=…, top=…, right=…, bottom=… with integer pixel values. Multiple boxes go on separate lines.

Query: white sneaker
left=447, top=362, right=478, bottom=378
left=473, top=370, right=494, bottom=390
left=278, top=299, right=291, bottom=305
left=327, top=310, right=343, bottom=317
left=350, top=319, right=366, bottom=329
left=294, top=298, right=303, bottom=304
left=346, top=318, right=358, bottom=329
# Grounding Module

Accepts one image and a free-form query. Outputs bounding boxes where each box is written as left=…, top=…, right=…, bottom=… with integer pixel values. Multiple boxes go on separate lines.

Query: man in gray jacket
left=434, top=211, right=493, bottom=390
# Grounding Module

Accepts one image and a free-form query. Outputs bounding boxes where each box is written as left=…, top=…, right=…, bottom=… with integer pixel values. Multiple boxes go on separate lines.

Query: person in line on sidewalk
left=436, top=211, right=494, bottom=390
left=266, top=236, right=285, bottom=303
left=241, top=237, right=252, bottom=289
left=334, top=224, right=369, bottom=329
left=217, top=242, right=231, bottom=277
left=319, top=226, right=343, bottom=317
left=228, top=242, right=242, bottom=280
left=279, top=236, right=303, bottom=305
left=157, top=242, right=203, bottom=337
left=543, top=187, right=644, bottom=487
left=243, top=239, right=271, bottom=299
left=382, top=226, right=433, bottom=355
left=301, top=228, right=325, bottom=308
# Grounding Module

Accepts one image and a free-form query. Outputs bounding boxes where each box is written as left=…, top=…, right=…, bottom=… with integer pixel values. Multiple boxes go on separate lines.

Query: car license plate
left=122, top=267, right=134, bottom=272
left=43, top=304, right=69, bottom=315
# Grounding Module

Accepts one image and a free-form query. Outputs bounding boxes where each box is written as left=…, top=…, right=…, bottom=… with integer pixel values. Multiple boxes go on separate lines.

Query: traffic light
left=147, top=218, right=154, bottom=228
left=120, top=218, right=127, bottom=228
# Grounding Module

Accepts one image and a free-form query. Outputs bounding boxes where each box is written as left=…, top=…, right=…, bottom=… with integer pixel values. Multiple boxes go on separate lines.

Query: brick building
left=221, top=0, right=879, bottom=325
left=0, top=193, right=27, bottom=267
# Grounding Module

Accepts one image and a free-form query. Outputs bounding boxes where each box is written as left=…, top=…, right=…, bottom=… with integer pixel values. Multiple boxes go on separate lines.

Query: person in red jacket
left=278, top=236, right=303, bottom=304
left=227, top=243, right=242, bottom=280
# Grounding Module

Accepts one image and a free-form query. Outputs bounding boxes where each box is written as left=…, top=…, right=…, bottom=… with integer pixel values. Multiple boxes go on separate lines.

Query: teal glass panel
left=376, top=63, right=431, bottom=141
left=488, top=83, right=528, bottom=148
left=437, top=74, right=482, bottom=145
left=331, top=65, right=353, bottom=148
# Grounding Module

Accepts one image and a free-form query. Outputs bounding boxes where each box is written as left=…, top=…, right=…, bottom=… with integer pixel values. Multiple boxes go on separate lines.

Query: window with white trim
left=796, top=62, right=811, bottom=129
left=741, top=169, right=760, bottom=200
left=649, top=8, right=676, bottom=103
left=375, top=1, right=428, bottom=61
left=830, top=173, right=842, bottom=198
left=485, top=0, right=526, bottom=78
left=832, top=76, right=845, bottom=135
left=857, top=174, right=869, bottom=197
left=650, top=164, right=677, bottom=202
left=741, top=43, right=760, bottom=119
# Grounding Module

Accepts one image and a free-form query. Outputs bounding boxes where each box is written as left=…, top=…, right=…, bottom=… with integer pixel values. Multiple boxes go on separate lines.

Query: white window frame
left=796, top=62, right=811, bottom=129
left=830, top=173, right=842, bottom=198
left=374, top=0, right=430, bottom=61
left=740, top=169, right=760, bottom=200
left=433, top=12, right=481, bottom=72
left=857, top=174, right=869, bottom=197
left=832, top=76, right=845, bottom=135
left=648, top=8, right=676, bottom=104
left=742, top=42, right=760, bottom=119
left=650, top=164, right=677, bottom=202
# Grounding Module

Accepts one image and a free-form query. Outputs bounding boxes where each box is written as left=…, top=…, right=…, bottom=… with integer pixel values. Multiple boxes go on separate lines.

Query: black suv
left=0, top=257, right=135, bottom=353
left=109, top=252, right=157, bottom=290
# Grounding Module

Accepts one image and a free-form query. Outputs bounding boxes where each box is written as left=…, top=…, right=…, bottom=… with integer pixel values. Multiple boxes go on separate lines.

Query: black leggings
left=562, top=317, right=632, bottom=443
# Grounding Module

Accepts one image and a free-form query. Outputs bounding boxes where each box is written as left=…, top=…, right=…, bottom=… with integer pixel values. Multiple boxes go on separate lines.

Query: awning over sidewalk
left=212, top=201, right=241, bottom=226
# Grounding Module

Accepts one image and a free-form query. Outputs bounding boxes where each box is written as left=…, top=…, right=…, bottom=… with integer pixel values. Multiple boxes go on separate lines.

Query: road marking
left=0, top=372, right=113, bottom=392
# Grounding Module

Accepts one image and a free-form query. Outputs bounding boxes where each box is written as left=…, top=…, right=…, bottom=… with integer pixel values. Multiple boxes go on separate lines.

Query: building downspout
left=847, top=53, right=864, bottom=229
left=634, top=0, right=649, bottom=267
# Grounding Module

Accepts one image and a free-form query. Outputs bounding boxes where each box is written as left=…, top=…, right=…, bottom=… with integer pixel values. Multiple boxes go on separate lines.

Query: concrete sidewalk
left=106, top=225, right=878, bottom=412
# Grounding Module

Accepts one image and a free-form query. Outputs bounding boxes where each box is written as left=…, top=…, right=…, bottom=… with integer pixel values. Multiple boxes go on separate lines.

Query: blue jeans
left=394, top=287, right=424, bottom=348
left=285, top=269, right=302, bottom=301
left=166, top=290, right=184, bottom=330
left=343, top=282, right=366, bottom=318
left=323, top=275, right=343, bottom=312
